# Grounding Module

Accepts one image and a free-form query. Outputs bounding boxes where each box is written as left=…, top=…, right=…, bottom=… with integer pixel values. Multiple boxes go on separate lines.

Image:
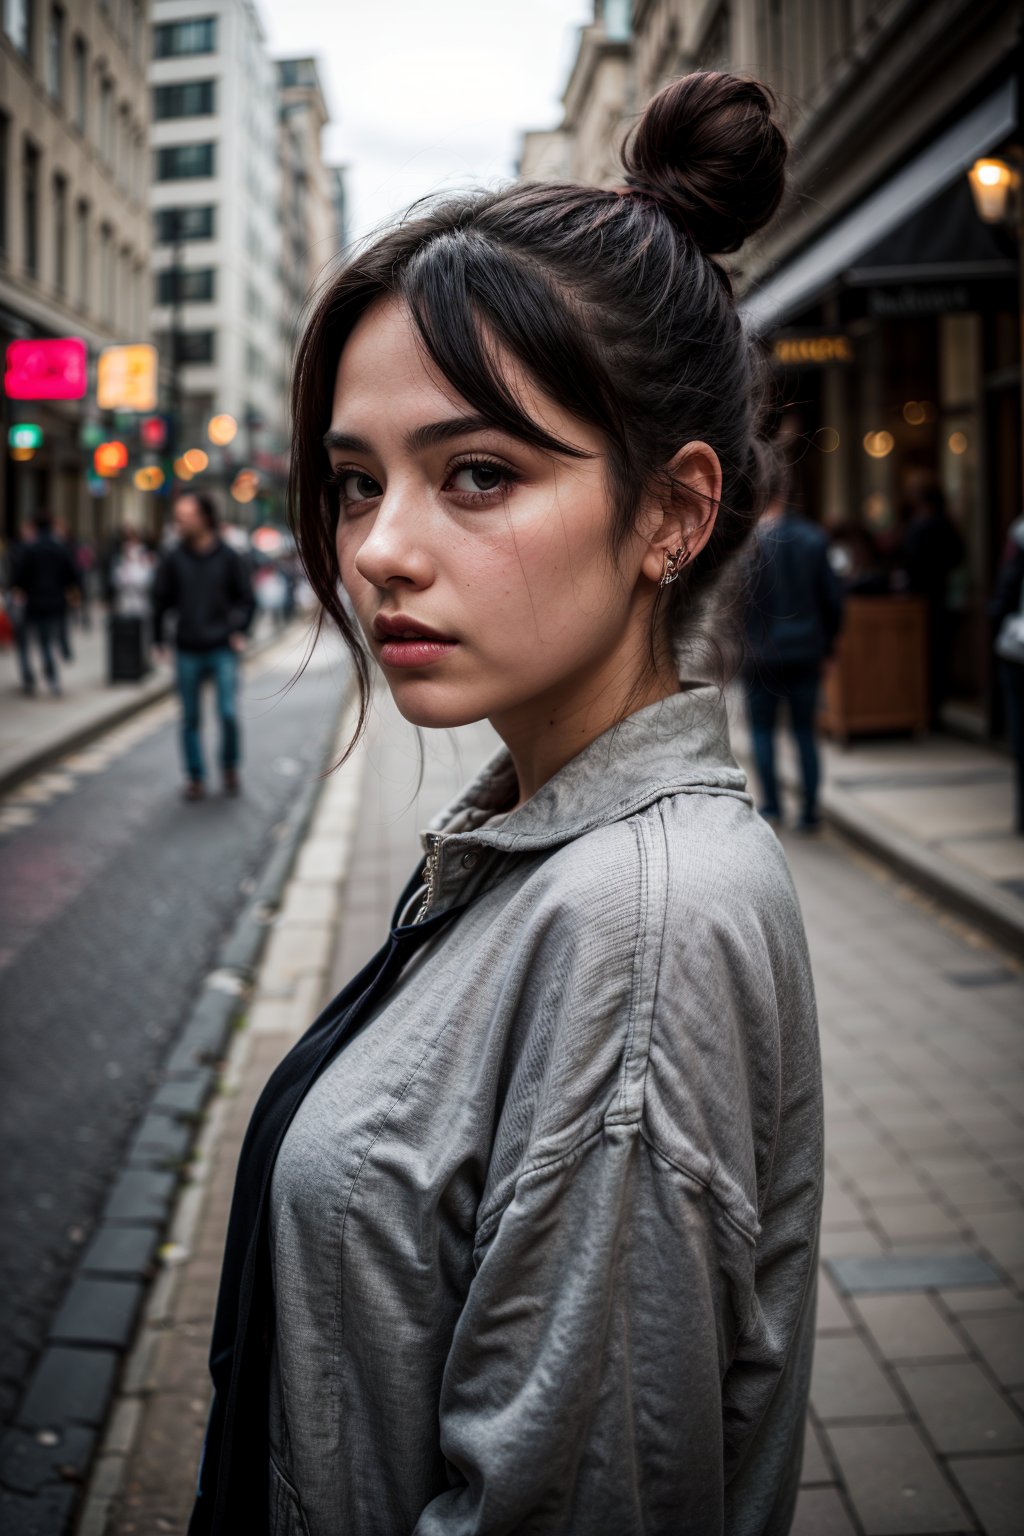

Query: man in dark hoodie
left=743, top=475, right=844, bottom=831
left=152, top=492, right=255, bottom=801
left=10, top=511, right=81, bottom=696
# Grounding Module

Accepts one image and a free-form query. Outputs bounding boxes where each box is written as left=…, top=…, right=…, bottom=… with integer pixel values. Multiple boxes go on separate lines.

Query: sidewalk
left=1, top=610, right=300, bottom=795
left=83, top=692, right=1024, bottom=1536
left=728, top=696, right=1024, bottom=958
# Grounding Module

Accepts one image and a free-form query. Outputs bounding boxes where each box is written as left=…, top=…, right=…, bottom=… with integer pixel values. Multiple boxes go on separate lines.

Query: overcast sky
left=259, top=0, right=592, bottom=245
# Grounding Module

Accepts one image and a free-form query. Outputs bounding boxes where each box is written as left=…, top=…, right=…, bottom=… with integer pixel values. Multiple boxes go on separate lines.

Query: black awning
left=740, top=75, right=1017, bottom=333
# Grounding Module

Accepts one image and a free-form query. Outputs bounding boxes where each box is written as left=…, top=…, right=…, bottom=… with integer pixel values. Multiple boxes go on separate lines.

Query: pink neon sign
left=4, top=338, right=88, bottom=401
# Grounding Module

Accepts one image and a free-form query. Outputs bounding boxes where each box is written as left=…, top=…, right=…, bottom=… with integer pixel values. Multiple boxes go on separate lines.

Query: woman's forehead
left=329, top=297, right=602, bottom=460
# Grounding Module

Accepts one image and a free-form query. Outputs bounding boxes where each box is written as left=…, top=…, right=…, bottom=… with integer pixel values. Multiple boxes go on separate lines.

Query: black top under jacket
left=151, top=540, right=255, bottom=652
left=188, top=869, right=464, bottom=1536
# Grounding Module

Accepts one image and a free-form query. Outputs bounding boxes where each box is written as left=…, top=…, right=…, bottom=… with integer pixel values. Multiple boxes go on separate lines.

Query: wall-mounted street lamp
left=967, top=156, right=1020, bottom=225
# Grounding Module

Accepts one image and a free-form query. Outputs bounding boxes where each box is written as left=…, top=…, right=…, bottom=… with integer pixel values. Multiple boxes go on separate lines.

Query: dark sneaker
left=223, top=770, right=240, bottom=797
left=183, top=780, right=205, bottom=802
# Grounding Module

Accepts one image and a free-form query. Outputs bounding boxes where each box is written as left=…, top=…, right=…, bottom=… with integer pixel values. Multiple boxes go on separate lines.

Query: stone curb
left=0, top=668, right=352, bottom=1536
left=817, top=781, right=1024, bottom=961
left=0, top=619, right=305, bottom=799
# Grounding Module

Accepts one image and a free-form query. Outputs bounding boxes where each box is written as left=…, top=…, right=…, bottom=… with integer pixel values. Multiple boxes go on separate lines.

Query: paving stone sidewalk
left=85, top=694, right=1024, bottom=1536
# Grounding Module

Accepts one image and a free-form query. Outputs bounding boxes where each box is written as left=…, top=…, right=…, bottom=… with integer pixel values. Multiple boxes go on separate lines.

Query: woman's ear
left=639, top=440, right=723, bottom=587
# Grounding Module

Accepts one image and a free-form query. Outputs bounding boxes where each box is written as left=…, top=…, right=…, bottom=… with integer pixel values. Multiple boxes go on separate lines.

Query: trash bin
left=108, top=614, right=151, bottom=682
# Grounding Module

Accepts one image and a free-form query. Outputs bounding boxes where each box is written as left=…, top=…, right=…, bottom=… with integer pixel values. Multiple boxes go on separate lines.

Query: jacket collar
left=416, top=684, right=747, bottom=915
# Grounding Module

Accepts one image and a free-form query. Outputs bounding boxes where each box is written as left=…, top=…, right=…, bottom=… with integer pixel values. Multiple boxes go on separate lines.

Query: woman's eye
left=337, top=471, right=381, bottom=504
left=448, top=463, right=506, bottom=495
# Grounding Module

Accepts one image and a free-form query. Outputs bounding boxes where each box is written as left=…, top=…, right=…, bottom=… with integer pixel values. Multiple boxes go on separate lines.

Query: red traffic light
left=140, top=415, right=168, bottom=450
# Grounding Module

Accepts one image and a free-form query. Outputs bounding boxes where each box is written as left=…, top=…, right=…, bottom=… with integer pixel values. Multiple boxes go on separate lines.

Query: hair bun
left=621, top=71, right=787, bottom=256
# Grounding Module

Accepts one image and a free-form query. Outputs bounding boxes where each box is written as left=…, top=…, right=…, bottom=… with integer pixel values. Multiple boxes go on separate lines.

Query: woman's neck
left=490, top=624, right=679, bottom=810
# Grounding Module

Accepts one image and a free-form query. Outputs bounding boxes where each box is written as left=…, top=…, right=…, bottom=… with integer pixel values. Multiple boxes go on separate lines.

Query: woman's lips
left=378, top=637, right=458, bottom=669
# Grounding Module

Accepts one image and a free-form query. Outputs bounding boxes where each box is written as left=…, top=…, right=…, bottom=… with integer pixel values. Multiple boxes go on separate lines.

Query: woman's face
left=327, top=299, right=663, bottom=736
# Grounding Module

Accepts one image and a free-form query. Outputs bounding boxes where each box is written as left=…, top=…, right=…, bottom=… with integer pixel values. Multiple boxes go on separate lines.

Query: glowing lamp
left=5, top=337, right=87, bottom=400
left=207, top=413, right=238, bottom=446
left=94, top=440, right=129, bottom=476
left=174, top=456, right=195, bottom=480
left=133, top=465, right=166, bottom=491
left=182, top=448, right=209, bottom=474
left=968, top=158, right=1020, bottom=224
left=863, top=430, right=894, bottom=459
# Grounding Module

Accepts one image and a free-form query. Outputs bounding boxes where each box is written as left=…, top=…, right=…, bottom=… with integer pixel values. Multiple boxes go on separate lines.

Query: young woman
left=191, top=71, right=822, bottom=1536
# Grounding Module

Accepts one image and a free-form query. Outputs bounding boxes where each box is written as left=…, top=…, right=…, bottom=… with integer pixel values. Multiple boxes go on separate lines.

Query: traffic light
left=140, top=415, right=168, bottom=450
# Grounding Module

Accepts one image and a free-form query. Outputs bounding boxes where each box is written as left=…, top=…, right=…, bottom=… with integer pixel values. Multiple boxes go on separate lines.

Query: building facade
left=276, top=56, right=336, bottom=369
left=1, top=0, right=152, bottom=542
left=520, top=0, right=1021, bottom=736
left=148, top=0, right=285, bottom=505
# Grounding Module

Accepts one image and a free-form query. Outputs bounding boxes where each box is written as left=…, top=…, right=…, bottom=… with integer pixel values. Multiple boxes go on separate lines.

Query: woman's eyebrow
left=322, top=415, right=497, bottom=456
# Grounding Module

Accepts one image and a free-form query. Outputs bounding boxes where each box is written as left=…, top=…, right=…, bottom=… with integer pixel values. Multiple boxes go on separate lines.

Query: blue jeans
left=16, top=614, right=63, bottom=693
left=746, top=665, right=821, bottom=824
left=175, top=647, right=240, bottom=783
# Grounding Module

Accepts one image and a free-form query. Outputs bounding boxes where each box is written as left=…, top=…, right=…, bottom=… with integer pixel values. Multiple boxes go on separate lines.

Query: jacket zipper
left=415, top=833, right=444, bottom=923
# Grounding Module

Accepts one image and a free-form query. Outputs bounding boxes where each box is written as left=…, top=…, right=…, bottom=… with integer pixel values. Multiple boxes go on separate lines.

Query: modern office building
left=520, top=0, right=1020, bottom=736
left=275, top=55, right=336, bottom=369
left=1, top=0, right=153, bottom=541
left=148, top=0, right=285, bottom=495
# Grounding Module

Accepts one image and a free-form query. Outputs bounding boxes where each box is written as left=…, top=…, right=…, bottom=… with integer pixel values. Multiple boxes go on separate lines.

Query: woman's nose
left=353, top=491, right=433, bottom=590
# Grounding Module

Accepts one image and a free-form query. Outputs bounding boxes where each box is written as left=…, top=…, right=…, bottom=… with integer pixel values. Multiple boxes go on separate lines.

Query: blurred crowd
left=0, top=508, right=308, bottom=699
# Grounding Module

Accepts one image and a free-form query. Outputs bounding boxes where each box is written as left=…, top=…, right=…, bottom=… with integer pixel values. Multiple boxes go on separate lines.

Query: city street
left=0, top=628, right=348, bottom=1434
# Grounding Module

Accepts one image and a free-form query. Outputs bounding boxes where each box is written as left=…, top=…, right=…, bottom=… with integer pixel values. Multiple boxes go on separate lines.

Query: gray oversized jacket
left=268, top=684, right=823, bottom=1536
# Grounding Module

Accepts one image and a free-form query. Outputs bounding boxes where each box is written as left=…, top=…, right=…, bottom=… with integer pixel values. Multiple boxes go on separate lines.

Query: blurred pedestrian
left=900, top=479, right=965, bottom=727
left=743, top=471, right=844, bottom=830
left=991, top=513, right=1024, bottom=835
left=152, top=492, right=255, bottom=802
left=192, top=72, right=822, bottom=1536
left=10, top=511, right=81, bottom=697
left=110, top=525, right=156, bottom=618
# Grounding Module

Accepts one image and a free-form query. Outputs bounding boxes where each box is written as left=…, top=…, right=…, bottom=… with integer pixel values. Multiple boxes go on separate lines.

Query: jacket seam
left=618, top=816, right=649, bottom=1120
left=471, top=1116, right=759, bottom=1257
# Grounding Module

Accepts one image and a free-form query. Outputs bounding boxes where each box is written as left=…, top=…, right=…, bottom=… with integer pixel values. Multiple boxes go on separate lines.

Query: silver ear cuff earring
left=660, top=547, right=690, bottom=588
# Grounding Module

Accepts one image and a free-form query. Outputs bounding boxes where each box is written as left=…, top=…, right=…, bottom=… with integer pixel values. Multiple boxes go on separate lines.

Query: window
left=0, top=113, right=8, bottom=259
left=155, top=266, right=215, bottom=303
left=22, top=139, right=40, bottom=278
left=153, top=79, right=216, bottom=119
left=130, top=0, right=143, bottom=64
left=155, top=142, right=215, bottom=180
left=154, top=204, right=215, bottom=242
left=98, top=221, right=113, bottom=323
left=52, top=170, right=66, bottom=293
left=75, top=198, right=88, bottom=307
left=47, top=5, right=63, bottom=97
left=3, top=0, right=32, bottom=58
left=118, top=244, right=131, bottom=328
left=245, top=342, right=264, bottom=378
left=99, top=77, right=114, bottom=164
left=178, top=329, right=215, bottom=363
left=152, top=16, right=216, bottom=57
left=72, top=35, right=87, bottom=131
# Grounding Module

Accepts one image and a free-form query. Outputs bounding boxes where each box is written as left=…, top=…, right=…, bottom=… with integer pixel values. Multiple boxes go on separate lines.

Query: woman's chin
left=384, top=676, right=493, bottom=732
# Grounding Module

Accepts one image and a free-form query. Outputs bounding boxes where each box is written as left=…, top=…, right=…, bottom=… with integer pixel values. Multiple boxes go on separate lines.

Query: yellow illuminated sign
left=97, top=344, right=158, bottom=411
left=772, top=335, right=854, bottom=367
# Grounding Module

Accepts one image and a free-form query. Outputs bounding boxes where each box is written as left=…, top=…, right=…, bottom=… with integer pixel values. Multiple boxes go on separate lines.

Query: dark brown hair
left=289, top=71, right=788, bottom=745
